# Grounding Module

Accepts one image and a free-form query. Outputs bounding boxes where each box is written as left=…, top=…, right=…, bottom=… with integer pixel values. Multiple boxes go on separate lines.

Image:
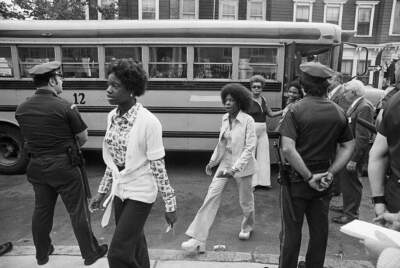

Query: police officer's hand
left=346, top=161, right=357, bottom=172
left=165, top=211, right=177, bottom=227
left=308, top=172, right=327, bottom=191
left=320, top=172, right=334, bottom=189
left=89, top=193, right=106, bottom=212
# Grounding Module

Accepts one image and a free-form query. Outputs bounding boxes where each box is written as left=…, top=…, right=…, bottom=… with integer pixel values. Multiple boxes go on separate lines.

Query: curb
left=3, top=246, right=373, bottom=268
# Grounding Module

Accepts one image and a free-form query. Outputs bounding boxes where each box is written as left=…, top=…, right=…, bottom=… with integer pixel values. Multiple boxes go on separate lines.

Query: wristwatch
left=304, top=173, right=313, bottom=182
left=371, top=196, right=386, bottom=205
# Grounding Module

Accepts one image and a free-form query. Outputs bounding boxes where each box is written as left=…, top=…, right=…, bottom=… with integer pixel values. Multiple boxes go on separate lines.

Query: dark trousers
left=108, top=197, right=153, bottom=268
left=385, top=176, right=400, bottom=213
left=279, top=184, right=331, bottom=268
left=28, top=155, right=101, bottom=262
left=339, top=168, right=362, bottom=218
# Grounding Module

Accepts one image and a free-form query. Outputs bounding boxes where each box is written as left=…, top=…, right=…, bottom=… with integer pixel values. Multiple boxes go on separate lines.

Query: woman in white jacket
left=181, top=83, right=257, bottom=253
left=89, top=60, right=177, bottom=268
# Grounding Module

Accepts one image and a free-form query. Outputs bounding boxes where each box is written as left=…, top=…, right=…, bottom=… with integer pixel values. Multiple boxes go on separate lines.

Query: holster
left=278, top=163, right=291, bottom=185
left=66, top=146, right=83, bottom=167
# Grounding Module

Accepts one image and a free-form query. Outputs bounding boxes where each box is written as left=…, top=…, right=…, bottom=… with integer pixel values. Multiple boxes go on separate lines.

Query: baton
left=74, top=137, right=92, bottom=199
left=274, top=140, right=297, bottom=222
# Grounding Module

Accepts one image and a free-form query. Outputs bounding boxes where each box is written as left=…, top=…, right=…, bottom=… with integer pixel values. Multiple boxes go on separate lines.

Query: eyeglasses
left=251, top=86, right=262, bottom=89
left=54, top=72, right=63, bottom=79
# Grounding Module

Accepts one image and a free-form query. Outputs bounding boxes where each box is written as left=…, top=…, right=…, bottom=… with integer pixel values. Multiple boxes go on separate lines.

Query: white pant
left=185, top=157, right=255, bottom=242
left=252, top=123, right=271, bottom=187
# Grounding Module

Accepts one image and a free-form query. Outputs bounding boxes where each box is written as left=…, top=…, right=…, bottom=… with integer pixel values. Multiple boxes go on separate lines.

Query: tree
left=0, top=1, right=27, bottom=19
left=0, top=0, right=87, bottom=20
left=97, top=2, right=118, bottom=20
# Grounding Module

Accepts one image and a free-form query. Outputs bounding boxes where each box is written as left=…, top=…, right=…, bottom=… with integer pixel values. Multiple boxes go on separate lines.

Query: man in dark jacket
left=331, top=79, right=374, bottom=224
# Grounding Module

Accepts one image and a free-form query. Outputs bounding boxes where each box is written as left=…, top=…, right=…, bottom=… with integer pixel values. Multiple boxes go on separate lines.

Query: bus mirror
left=356, top=46, right=369, bottom=76
left=341, top=31, right=355, bottom=42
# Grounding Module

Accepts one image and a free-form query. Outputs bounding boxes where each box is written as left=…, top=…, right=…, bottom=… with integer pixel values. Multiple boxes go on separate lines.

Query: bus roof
left=0, top=20, right=342, bottom=43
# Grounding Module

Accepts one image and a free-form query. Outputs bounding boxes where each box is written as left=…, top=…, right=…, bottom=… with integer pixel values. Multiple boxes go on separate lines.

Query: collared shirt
left=348, top=96, right=363, bottom=114
left=280, top=96, right=353, bottom=163
left=104, top=104, right=139, bottom=167
left=98, top=103, right=176, bottom=212
left=328, top=84, right=342, bottom=99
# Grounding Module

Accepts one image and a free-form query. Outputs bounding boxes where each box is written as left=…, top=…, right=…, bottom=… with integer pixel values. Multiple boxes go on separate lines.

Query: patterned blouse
left=98, top=103, right=176, bottom=212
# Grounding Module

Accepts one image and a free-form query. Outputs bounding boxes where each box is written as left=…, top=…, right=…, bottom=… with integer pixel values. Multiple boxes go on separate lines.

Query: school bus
left=0, top=20, right=350, bottom=174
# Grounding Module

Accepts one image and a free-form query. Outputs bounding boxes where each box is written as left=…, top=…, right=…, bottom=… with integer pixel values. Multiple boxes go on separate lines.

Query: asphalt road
left=0, top=151, right=375, bottom=263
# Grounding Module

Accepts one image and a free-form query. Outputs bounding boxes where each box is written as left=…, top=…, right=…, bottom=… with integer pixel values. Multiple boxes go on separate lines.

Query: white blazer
left=210, top=111, right=257, bottom=178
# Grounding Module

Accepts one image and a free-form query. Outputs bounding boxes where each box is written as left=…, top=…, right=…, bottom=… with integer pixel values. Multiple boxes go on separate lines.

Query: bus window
left=149, top=47, right=187, bottom=78
left=18, top=47, right=55, bottom=77
left=239, top=47, right=278, bottom=80
left=62, top=47, right=99, bottom=78
left=104, top=47, right=142, bottom=76
left=194, top=47, right=232, bottom=79
left=0, top=47, right=13, bottom=77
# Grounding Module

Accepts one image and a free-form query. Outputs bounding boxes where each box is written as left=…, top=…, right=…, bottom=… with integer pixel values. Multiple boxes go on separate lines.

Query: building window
left=180, top=0, right=198, bottom=19
left=139, top=0, right=159, bottom=20
left=324, top=0, right=346, bottom=26
left=390, top=0, right=400, bottom=35
left=149, top=47, right=187, bottom=78
left=219, top=0, right=239, bottom=20
left=341, top=60, right=353, bottom=78
left=18, top=47, right=55, bottom=78
left=247, top=0, right=266, bottom=21
left=293, top=0, right=315, bottom=22
left=354, top=1, right=379, bottom=37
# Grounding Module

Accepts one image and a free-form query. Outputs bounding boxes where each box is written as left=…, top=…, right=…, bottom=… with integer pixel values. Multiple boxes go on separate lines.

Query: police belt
left=287, top=161, right=330, bottom=182
left=28, top=143, right=76, bottom=158
left=29, top=151, right=69, bottom=158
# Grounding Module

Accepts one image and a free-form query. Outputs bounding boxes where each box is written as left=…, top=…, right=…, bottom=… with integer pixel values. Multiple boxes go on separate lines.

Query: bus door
left=283, top=42, right=336, bottom=104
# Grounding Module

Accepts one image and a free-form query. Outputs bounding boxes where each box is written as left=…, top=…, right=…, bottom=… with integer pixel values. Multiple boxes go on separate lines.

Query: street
left=0, top=151, right=375, bottom=264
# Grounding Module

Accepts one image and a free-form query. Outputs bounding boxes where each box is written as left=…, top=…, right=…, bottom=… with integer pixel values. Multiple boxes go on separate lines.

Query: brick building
left=89, top=0, right=400, bottom=86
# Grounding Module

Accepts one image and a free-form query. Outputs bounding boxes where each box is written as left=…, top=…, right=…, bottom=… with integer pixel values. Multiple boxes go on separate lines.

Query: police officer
left=15, top=61, right=107, bottom=266
left=279, top=62, right=355, bottom=268
left=369, top=63, right=400, bottom=216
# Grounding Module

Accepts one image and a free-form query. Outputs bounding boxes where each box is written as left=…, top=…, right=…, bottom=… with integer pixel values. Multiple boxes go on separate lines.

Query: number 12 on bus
left=0, top=20, right=355, bottom=174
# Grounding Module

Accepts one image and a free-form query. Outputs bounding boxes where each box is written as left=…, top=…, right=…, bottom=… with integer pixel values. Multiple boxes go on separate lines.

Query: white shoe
left=238, top=230, right=251, bottom=240
left=181, top=238, right=206, bottom=253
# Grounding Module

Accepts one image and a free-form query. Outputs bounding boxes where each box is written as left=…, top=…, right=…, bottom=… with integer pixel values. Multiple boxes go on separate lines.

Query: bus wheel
left=0, top=125, right=28, bottom=175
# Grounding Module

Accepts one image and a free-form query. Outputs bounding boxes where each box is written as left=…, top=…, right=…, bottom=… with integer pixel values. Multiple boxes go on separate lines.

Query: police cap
left=28, top=61, right=61, bottom=76
left=299, top=62, right=334, bottom=79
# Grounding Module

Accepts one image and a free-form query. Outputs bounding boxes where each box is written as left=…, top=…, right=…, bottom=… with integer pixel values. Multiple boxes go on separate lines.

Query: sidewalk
left=0, top=246, right=373, bottom=268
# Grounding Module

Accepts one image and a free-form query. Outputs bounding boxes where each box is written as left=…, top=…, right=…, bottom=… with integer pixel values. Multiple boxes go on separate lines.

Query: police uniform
left=278, top=62, right=353, bottom=268
left=379, top=91, right=400, bottom=213
left=15, top=62, right=106, bottom=265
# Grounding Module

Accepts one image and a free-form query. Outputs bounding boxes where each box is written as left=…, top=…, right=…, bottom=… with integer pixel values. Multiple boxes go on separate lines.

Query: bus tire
left=0, top=125, right=28, bottom=175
